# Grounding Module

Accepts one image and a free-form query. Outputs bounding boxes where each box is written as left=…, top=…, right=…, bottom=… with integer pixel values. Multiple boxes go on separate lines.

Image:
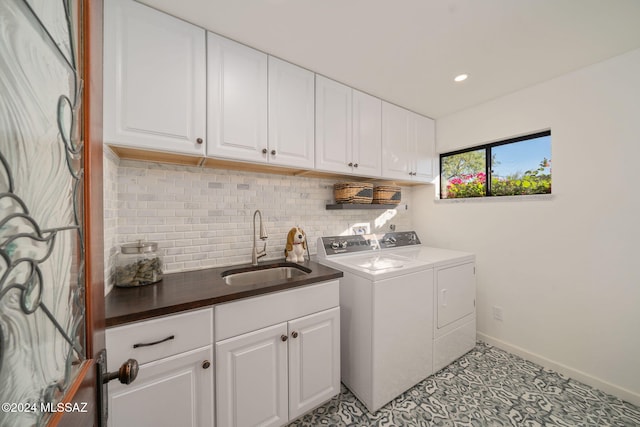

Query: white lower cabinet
left=215, top=281, right=340, bottom=427
left=288, top=308, right=341, bottom=420
left=216, top=307, right=340, bottom=427
left=106, top=308, right=215, bottom=427
left=216, top=323, right=289, bottom=427
left=106, top=283, right=340, bottom=427
left=108, top=346, right=214, bottom=427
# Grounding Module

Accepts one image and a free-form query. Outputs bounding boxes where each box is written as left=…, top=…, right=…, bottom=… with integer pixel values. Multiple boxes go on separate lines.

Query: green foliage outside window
left=440, top=132, right=551, bottom=199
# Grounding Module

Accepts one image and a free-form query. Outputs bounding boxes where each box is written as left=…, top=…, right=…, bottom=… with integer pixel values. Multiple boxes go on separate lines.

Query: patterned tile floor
left=288, top=342, right=640, bottom=426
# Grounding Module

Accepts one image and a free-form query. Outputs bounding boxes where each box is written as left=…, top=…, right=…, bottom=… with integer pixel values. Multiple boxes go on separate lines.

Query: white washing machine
left=317, top=231, right=476, bottom=412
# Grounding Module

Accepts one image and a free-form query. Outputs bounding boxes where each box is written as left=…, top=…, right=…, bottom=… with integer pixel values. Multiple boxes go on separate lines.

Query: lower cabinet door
left=288, top=307, right=341, bottom=420
left=216, top=322, right=289, bottom=427
left=108, top=345, right=214, bottom=427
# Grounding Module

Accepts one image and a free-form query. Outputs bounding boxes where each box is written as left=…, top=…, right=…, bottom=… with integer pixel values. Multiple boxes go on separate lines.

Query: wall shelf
left=325, top=204, right=399, bottom=210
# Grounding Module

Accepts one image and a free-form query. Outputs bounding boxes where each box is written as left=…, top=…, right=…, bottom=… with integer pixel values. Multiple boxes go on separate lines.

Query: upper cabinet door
left=315, top=76, right=353, bottom=173
left=352, top=90, right=382, bottom=177
left=207, top=33, right=268, bottom=162
left=103, top=0, right=206, bottom=155
left=268, top=57, right=315, bottom=169
left=382, top=102, right=436, bottom=182
left=381, top=102, right=412, bottom=180
left=412, top=112, right=436, bottom=183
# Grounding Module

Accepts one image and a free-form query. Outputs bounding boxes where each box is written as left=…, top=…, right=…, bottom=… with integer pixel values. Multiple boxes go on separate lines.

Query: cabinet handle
left=196, top=138, right=203, bottom=144
left=281, top=335, right=288, bottom=342
left=202, top=360, right=211, bottom=370
left=262, top=148, right=268, bottom=154
left=354, top=163, right=358, bottom=168
left=291, top=331, right=299, bottom=338
left=271, top=150, right=277, bottom=156
left=348, top=162, right=353, bottom=167
left=132, top=335, right=175, bottom=349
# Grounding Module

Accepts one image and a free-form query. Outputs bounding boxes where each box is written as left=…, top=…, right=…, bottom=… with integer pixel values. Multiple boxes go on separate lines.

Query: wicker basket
left=372, top=185, right=401, bottom=204
left=334, top=182, right=374, bottom=204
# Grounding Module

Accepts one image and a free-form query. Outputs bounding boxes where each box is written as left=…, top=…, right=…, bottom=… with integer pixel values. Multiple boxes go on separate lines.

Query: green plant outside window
left=440, top=131, right=551, bottom=199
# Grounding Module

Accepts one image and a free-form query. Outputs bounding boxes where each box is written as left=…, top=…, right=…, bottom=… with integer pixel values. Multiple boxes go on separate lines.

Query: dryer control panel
left=378, top=231, right=421, bottom=249
left=318, top=231, right=421, bottom=256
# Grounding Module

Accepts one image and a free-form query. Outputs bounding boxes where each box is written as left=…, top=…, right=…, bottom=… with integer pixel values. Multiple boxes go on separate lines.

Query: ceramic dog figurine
left=285, top=227, right=306, bottom=263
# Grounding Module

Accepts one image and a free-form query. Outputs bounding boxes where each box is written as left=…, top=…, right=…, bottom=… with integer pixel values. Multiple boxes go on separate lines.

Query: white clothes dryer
left=391, top=244, right=477, bottom=373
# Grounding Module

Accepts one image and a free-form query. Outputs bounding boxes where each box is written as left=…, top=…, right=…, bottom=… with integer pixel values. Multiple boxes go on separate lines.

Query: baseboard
left=477, top=332, right=640, bottom=407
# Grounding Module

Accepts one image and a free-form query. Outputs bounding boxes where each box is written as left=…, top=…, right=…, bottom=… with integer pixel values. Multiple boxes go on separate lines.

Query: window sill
left=434, top=193, right=554, bottom=204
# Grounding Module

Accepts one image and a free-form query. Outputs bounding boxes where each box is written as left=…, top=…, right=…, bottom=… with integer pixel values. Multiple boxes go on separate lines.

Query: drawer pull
left=133, top=335, right=175, bottom=349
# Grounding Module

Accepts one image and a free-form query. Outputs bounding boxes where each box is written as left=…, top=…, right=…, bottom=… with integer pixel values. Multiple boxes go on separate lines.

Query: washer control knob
left=331, top=242, right=340, bottom=250
left=339, top=241, right=348, bottom=249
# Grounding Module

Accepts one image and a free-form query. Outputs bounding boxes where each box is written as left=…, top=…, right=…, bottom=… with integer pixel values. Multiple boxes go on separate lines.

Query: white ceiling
left=136, top=0, right=640, bottom=118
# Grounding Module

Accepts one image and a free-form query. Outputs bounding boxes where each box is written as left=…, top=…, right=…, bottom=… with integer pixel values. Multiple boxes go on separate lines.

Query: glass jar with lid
left=115, top=241, right=163, bottom=287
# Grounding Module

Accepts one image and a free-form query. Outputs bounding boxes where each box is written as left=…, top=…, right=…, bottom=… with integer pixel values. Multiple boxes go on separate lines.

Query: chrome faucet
left=252, top=209, right=268, bottom=265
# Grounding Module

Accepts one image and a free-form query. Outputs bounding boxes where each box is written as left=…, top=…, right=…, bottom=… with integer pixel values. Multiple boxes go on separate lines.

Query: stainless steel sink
left=221, top=263, right=311, bottom=286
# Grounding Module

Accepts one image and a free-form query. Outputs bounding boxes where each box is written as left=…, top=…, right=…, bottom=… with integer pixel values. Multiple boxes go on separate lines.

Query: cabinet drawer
left=106, top=308, right=213, bottom=371
left=215, top=280, right=339, bottom=341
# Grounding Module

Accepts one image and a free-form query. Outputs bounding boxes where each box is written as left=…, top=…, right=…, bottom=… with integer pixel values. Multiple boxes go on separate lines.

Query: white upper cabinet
left=315, top=76, right=353, bottom=173
left=382, top=102, right=436, bottom=182
left=382, top=102, right=412, bottom=178
left=103, top=2, right=431, bottom=182
left=268, top=57, right=315, bottom=168
left=315, top=76, right=382, bottom=176
left=103, top=0, right=206, bottom=155
left=413, top=111, right=436, bottom=182
left=207, top=32, right=268, bottom=162
left=352, top=90, right=382, bottom=176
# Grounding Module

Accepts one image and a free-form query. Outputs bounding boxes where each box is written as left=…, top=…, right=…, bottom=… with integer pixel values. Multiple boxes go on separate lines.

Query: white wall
left=413, top=48, right=640, bottom=404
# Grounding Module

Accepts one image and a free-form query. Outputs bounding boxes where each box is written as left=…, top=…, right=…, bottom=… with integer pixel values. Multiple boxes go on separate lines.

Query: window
left=440, top=131, right=551, bottom=199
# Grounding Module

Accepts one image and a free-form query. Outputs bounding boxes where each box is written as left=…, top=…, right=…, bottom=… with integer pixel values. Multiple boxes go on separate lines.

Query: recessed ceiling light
left=454, top=74, right=468, bottom=82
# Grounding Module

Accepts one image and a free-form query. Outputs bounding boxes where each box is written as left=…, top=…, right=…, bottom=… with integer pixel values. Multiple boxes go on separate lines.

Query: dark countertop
left=105, top=259, right=343, bottom=327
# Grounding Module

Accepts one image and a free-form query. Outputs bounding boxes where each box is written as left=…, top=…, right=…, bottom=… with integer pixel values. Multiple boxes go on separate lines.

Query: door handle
left=441, top=289, right=447, bottom=307
left=103, top=359, right=139, bottom=385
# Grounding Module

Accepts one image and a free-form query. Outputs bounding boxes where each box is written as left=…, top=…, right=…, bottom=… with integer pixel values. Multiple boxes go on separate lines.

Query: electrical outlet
left=492, top=306, right=504, bottom=321
left=352, top=223, right=370, bottom=235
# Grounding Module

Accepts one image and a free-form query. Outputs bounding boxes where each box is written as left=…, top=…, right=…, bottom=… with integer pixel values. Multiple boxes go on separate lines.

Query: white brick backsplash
left=103, top=147, right=120, bottom=295
left=103, top=157, right=415, bottom=288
